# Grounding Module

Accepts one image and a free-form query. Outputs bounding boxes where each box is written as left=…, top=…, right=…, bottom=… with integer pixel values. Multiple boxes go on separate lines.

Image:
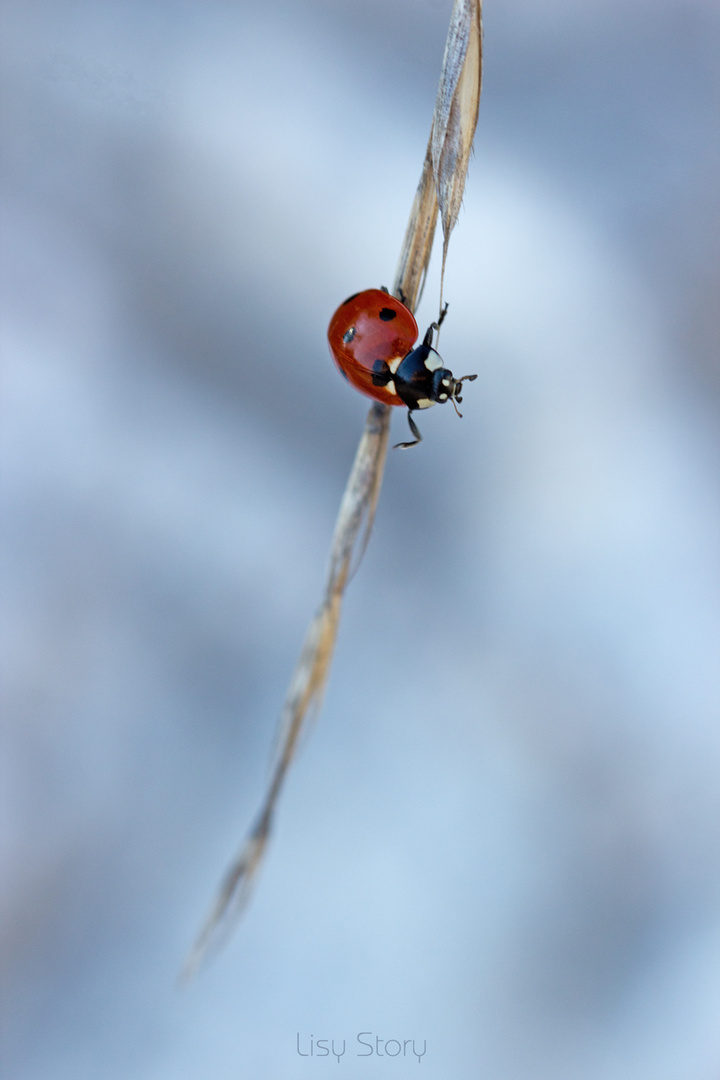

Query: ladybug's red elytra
left=328, top=288, right=476, bottom=448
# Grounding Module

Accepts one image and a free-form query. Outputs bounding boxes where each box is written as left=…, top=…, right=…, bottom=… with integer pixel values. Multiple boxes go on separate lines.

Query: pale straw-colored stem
left=182, top=0, right=482, bottom=980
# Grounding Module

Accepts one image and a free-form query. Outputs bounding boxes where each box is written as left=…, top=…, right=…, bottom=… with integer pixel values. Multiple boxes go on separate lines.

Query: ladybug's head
left=431, top=368, right=478, bottom=416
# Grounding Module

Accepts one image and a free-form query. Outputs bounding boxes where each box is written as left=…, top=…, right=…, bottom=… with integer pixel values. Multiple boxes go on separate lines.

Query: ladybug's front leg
left=422, top=303, right=449, bottom=348
left=393, top=410, right=422, bottom=450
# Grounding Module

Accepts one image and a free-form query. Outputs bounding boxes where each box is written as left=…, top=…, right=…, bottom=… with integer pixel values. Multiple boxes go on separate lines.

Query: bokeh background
left=2, top=1, right=719, bottom=1077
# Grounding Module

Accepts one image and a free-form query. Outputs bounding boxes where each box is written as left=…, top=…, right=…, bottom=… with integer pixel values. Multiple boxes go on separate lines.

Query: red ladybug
left=328, top=288, right=476, bottom=447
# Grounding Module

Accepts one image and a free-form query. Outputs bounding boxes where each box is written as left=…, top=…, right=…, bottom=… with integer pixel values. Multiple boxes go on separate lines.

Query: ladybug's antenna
left=450, top=373, right=478, bottom=419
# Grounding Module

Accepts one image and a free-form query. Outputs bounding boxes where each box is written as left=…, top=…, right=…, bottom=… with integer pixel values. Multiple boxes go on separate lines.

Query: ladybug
left=328, top=288, right=476, bottom=447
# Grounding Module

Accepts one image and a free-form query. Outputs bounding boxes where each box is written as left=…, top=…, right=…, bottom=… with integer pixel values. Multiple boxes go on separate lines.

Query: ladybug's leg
left=393, top=410, right=422, bottom=450
left=422, top=302, right=450, bottom=347
left=371, top=359, right=392, bottom=387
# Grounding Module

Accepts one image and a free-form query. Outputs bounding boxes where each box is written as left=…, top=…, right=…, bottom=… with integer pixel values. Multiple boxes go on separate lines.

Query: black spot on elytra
left=371, top=359, right=391, bottom=386
left=379, top=307, right=397, bottom=321
left=342, top=327, right=356, bottom=344
left=342, top=292, right=360, bottom=306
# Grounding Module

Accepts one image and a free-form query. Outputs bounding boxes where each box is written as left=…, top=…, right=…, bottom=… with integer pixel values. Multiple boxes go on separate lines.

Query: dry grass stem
left=183, top=0, right=483, bottom=979
left=393, top=134, right=438, bottom=312
left=431, top=0, right=483, bottom=298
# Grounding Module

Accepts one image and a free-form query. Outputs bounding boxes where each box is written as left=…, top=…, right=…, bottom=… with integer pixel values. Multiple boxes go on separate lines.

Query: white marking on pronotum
left=415, top=397, right=434, bottom=409
left=388, top=356, right=403, bottom=375
left=385, top=379, right=397, bottom=396
left=424, top=353, right=443, bottom=372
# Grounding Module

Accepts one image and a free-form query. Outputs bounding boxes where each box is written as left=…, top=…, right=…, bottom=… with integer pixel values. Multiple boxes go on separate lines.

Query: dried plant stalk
left=182, top=405, right=390, bottom=978
left=432, top=0, right=483, bottom=295
left=183, top=0, right=483, bottom=980
left=393, top=134, right=438, bottom=311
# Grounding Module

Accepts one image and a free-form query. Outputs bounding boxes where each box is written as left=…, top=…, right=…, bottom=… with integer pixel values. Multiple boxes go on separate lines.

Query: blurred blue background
left=1, top=1, right=719, bottom=1077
